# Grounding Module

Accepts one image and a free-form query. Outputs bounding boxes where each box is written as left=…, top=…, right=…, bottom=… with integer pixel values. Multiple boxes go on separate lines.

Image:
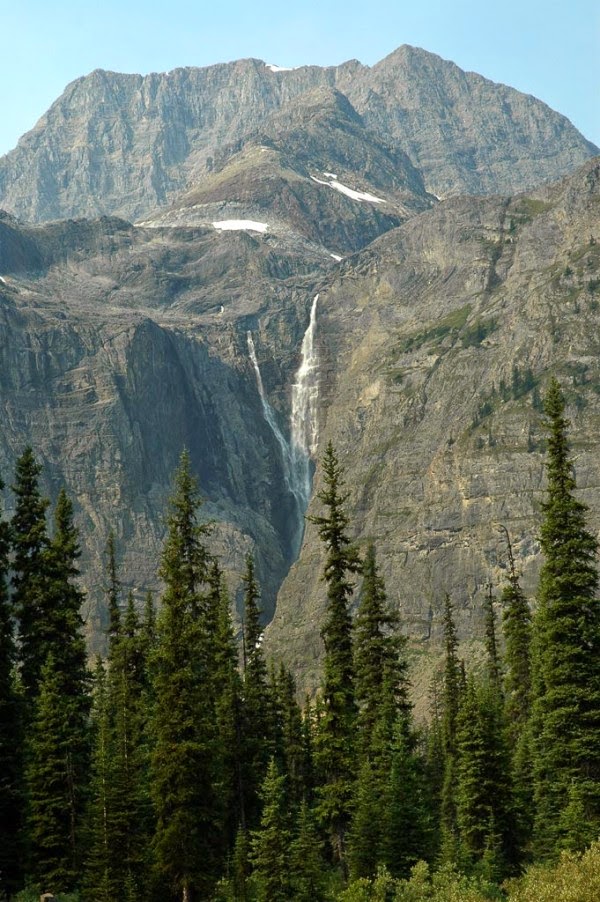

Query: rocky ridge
left=0, top=46, right=596, bottom=223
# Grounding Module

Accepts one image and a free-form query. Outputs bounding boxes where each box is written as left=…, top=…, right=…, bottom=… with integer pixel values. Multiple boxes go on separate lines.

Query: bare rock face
left=0, top=47, right=596, bottom=224
left=0, top=212, right=326, bottom=648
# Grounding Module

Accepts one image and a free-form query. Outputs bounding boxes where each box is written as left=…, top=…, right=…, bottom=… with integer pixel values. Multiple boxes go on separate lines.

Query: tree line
left=0, top=377, right=598, bottom=901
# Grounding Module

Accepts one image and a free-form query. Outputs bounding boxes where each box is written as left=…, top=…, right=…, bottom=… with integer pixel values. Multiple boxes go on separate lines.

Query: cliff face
left=0, top=47, right=595, bottom=223
left=266, top=158, right=600, bottom=693
left=0, top=212, right=326, bottom=647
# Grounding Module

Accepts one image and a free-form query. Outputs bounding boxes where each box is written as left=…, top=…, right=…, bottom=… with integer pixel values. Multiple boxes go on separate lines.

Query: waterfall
left=290, top=293, right=319, bottom=505
left=247, top=294, right=320, bottom=556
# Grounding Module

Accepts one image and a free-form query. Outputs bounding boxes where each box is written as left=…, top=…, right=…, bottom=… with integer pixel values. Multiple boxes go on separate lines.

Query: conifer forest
left=1, top=377, right=600, bottom=902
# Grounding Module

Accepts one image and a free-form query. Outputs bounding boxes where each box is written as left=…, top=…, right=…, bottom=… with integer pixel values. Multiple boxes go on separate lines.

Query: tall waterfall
left=290, top=293, right=319, bottom=505
left=247, top=293, right=319, bottom=556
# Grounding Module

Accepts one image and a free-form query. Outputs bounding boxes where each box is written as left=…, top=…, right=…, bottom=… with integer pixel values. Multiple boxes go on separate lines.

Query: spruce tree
left=105, top=530, right=122, bottom=656
left=500, top=529, right=532, bottom=743
left=27, top=489, right=91, bottom=892
left=483, top=584, right=502, bottom=691
left=27, top=654, right=84, bottom=892
left=11, top=446, right=50, bottom=703
left=382, top=722, right=430, bottom=878
left=440, top=594, right=461, bottom=862
left=455, top=678, right=515, bottom=876
left=108, top=593, right=148, bottom=899
left=354, top=543, right=410, bottom=749
left=531, top=378, right=600, bottom=854
left=0, top=474, right=24, bottom=897
left=250, top=758, right=292, bottom=902
left=289, top=800, right=326, bottom=901
left=82, top=660, right=114, bottom=902
left=241, top=553, right=272, bottom=828
left=309, top=442, right=361, bottom=868
left=209, top=560, right=245, bottom=842
left=150, top=450, right=220, bottom=901
left=500, top=529, right=534, bottom=856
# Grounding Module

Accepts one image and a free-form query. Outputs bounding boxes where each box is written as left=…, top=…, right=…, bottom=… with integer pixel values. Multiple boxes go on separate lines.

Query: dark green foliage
left=531, top=378, right=600, bottom=855
left=208, top=560, right=245, bottom=841
left=0, top=475, right=25, bottom=897
left=354, top=543, right=410, bottom=750
left=290, top=801, right=327, bottom=901
left=272, top=663, right=308, bottom=810
left=382, top=724, right=430, bottom=878
left=27, top=489, right=91, bottom=893
left=82, top=660, right=114, bottom=902
left=250, top=758, right=292, bottom=902
left=150, top=450, right=221, bottom=900
left=11, top=447, right=50, bottom=703
left=105, top=531, right=122, bottom=656
left=500, top=532, right=532, bottom=742
left=483, top=585, right=502, bottom=691
left=27, top=654, right=86, bottom=893
left=241, top=554, right=273, bottom=828
left=309, top=442, right=361, bottom=867
left=440, top=594, right=461, bottom=861
left=455, top=679, right=515, bottom=876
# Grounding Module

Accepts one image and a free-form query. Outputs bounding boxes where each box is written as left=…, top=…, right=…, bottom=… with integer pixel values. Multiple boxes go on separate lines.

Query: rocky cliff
left=0, top=46, right=596, bottom=223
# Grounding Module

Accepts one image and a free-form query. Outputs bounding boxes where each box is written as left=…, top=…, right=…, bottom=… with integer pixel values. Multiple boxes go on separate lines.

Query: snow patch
left=330, top=254, right=343, bottom=261
left=266, top=63, right=295, bottom=72
left=323, top=172, right=338, bottom=179
left=0, top=276, right=6, bottom=285
left=213, top=220, right=268, bottom=233
left=310, top=174, right=386, bottom=205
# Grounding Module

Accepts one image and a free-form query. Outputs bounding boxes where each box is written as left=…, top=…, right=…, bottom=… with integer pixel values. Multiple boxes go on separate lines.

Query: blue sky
left=0, top=0, right=598, bottom=156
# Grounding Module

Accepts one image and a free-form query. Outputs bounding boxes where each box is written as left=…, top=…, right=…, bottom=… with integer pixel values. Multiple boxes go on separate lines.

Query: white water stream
left=247, top=293, right=319, bottom=555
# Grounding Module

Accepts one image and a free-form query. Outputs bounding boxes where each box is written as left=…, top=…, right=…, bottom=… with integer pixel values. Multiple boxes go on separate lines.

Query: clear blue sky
left=0, top=0, right=598, bottom=156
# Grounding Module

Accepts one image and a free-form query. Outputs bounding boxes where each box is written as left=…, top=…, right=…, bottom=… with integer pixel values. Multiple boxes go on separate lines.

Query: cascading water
left=290, top=293, right=319, bottom=506
left=247, top=293, right=319, bottom=557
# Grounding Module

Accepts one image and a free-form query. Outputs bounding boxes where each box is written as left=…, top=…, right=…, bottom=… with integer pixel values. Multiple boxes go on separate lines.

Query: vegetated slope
left=266, top=157, right=600, bottom=696
left=0, top=47, right=595, bottom=223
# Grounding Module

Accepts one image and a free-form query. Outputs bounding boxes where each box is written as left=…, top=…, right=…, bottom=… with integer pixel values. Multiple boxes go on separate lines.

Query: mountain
left=0, top=47, right=598, bottom=681
left=0, top=47, right=595, bottom=224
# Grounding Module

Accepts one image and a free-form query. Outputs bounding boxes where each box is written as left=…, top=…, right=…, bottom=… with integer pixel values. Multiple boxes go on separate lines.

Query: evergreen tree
left=455, top=678, right=515, bottom=876
left=531, top=378, right=600, bottom=854
left=105, top=530, right=122, bottom=655
left=0, top=474, right=24, bottom=897
left=440, top=594, right=461, bottom=862
left=382, top=722, right=430, bottom=878
left=27, top=654, right=85, bottom=893
left=347, top=757, right=382, bottom=880
left=309, top=442, right=361, bottom=868
left=354, top=543, right=410, bottom=750
left=483, top=584, right=502, bottom=691
left=289, top=800, right=326, bottom=901
left=500, top=529, right=534, bottom=857
left=241, top=553, right=272, bottom=828
left=108, top=592, right=148, bottom=899
left=82, top=660, right=114, bottom=902
left=250, top=758, right=292, bottom=902
left=150, top=450, right=221, bottom=901
left=27, top=489, right=91, bottom=892
left=209, top=560, right=245, bottom=841
left=272, top=663, right=307, bottom=810
left=11, top=446, right=50, bottom=703
left=500, top=529, right=532, bottom=743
